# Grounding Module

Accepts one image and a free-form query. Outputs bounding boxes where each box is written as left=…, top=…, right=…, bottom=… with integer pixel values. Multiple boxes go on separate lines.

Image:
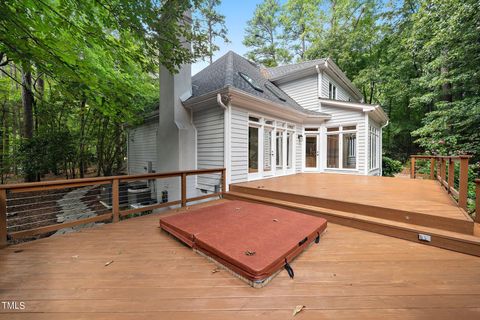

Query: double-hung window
left=329, top=82, right=337, bottom=100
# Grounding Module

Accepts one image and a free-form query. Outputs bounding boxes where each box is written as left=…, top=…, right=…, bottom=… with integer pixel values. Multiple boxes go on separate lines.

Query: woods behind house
left=0, top=0, right=479, bottom=184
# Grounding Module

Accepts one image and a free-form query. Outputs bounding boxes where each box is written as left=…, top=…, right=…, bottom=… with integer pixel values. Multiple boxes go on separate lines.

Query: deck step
left=229, top=184, right=474, bottom=235
left=225, top=191, right=480, bottom=257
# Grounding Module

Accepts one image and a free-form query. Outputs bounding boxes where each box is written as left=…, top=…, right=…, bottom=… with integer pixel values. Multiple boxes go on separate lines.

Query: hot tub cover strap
left=284, top=258, right=294, bottom=279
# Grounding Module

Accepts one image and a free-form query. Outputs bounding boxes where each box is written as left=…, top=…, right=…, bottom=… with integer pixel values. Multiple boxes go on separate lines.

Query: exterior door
left=305, top=134, right=319, bottom=170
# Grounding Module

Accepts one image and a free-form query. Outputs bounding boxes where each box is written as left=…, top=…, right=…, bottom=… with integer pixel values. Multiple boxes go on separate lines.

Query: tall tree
left=243, top=0, right=291, bottom=67
left=280, top=0, right=321, bottom=61
left=194, top=0, right=229, bottom=64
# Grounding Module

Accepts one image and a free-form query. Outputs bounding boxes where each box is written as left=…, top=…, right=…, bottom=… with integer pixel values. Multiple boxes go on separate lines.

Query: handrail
left=0, top=168, right=226, bottom=247
left=410, top=155, right=471, bottom=211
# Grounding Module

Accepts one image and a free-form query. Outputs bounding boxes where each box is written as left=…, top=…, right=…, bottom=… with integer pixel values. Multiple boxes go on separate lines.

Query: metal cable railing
left=0, top=168, right=226, bottom=247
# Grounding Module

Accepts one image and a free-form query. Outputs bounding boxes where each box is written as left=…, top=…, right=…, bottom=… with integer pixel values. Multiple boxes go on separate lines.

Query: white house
left=127, top=51, right=388, bottom=199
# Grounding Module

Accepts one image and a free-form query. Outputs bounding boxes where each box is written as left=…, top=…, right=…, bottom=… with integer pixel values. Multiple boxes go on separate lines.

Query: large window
left=369, top=126, right=380, bottom=170
left=327, top=125, right=357, bottom=169
left=286, top=131, right=293, bottom=168
left=276, top=131, right=283, bottom=168
left=248, top=126, right=259, bottom=173
left=248, top=115, right=296, bottom=178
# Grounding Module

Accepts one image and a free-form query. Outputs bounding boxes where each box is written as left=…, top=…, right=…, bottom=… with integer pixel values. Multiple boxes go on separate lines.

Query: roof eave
left=228, top=87, right=331, bottom=123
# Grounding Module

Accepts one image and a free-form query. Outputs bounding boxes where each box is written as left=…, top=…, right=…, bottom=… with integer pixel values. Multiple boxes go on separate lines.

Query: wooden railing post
left=440, top=158, right=446, bottom=184
left=430, top=157, right=436, bottom=180
left=447, top=158, right=455, bottom=193
left=475, top=179, right=480, bottom=223
left=458, top=156, right=469, bottom=211
left=410, top=157, right=415, bottom=179
left=181, top=173, right=187, bottom=207
left=0, top=189, right=7, bottom=248
left=112, top=178, right=120, bottom=223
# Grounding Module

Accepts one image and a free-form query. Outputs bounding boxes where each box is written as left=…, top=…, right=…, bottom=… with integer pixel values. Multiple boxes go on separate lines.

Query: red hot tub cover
left=159, top=200, right=327, bottom=282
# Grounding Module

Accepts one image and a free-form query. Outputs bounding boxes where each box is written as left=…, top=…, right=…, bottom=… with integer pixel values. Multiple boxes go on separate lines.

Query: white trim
left=364, top=113, right=369, bottom=175
left=223, top=103, right=231, bottom=191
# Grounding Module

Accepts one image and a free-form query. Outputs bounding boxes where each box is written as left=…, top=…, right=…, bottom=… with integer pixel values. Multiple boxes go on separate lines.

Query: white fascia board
left=318, top=98, right=377, bottom=111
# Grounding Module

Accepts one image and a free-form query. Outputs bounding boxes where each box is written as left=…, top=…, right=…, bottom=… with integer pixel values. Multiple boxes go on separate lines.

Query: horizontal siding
left=193, top=107, right=224, bottom=192
left=322, top=72, right=355, bottom=102
left=127, top=122, right=158, bottom=174
left=296, top=126, right=302, bottom=173
left=230, top=106, right=248, bottom=183
left=278, top=74, right=319, bottom=111
left=322, top=106, right=366, bottom=174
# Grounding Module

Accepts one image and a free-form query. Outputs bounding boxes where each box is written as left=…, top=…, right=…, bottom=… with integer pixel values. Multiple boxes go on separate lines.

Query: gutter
left=217, top=93, right=228, bottom=110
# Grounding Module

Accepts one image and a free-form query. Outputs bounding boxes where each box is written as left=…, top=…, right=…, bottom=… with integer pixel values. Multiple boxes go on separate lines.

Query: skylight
left=239, top=72, right=264, bottom=92
left=265, top=83, right=287, bottom=102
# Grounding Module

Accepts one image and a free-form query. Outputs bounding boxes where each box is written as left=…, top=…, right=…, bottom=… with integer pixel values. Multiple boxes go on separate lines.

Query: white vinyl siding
left=277, top=74, right=319, bottom=111
left=295, top=126, right=302, bottom=173
left=321, top=72, right=355, bottom=102
left=193, top=107, right=224, bottom=191
left=127, top=121, right=158, bottom=174
left=230, top=106, right=249, bottom=183
left=321, top=106, right=366, bottom=173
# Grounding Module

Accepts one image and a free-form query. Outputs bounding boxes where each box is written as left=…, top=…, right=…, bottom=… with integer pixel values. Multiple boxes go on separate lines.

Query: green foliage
left=382, top=156, right=403, bottom=177
left=0, top=0, right=210, bottom=182
left=280, top=0, right=321, bottom=61
left=243, top=0, right=291, bottom=67
left=194, top=0, right=229, bottom=64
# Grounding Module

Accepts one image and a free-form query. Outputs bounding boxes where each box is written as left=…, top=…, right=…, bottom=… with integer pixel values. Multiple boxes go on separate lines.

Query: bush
left=382, top=156, right=403, bottom=177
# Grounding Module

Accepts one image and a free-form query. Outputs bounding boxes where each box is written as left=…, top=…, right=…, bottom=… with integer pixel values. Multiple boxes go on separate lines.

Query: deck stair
left=225, top=187, right=480, bottom=257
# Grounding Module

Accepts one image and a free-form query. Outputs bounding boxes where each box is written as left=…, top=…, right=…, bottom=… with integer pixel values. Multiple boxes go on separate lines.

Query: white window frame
left=325, top=124, right=358, bottom=171
left=329, top=82, right=337, bottom=100
left=247, top=113, right=296, bottom=180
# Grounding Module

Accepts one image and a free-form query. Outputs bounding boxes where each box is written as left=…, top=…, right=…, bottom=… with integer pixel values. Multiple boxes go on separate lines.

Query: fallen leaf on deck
left=105, top=260, right=114, bottom=267
left=244, top=250, right=256, bottom=256
left=273, top=219, right=279, bottom=222
left=292, top=305, right=305, bottom=317
left=211, top=268, right=220, bottom=274
left=71, top=255, right=79, bottom=259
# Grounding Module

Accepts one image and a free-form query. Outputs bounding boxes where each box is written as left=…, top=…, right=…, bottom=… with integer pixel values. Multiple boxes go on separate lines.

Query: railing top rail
left=411, top=155, right=472, bottom=160
left=0, top=168, right=226, bottom=191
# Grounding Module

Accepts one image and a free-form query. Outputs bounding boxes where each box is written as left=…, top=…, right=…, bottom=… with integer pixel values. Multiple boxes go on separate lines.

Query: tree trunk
left=21, top=65, right=34, bottom=140
left=21, top=63, right=36, bottom=182
left=78, top=97, right=87, bottom=178
left=440, top=66, right=452, bottom=102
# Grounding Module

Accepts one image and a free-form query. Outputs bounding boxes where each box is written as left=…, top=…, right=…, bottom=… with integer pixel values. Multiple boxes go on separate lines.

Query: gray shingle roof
left=265, top=58, right=326, bottom=79
left=190, top=51, right=328, bottom=116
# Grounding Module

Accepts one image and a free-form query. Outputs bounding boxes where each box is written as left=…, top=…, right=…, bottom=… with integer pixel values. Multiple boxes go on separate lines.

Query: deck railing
left=476, top=179, right=480, bottom=223
left=0, top=168, right=226, bottom=248
left=410, top=155, right=472, bottom=212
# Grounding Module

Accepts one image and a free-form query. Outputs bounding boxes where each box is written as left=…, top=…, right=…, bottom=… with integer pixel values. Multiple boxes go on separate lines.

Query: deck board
left=233, top=173, right=470, bottom=220
left=1, top=199, right=480, bottom=319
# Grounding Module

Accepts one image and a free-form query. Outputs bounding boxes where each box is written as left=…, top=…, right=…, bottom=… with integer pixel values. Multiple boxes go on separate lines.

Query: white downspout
left=217, top=93, right=230, bottom=191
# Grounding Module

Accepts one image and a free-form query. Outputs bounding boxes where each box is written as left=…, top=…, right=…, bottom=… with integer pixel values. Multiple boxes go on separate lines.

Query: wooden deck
left=227, top=173, right=480, bottom=256
left=1, top=199, right=480, bottom=319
